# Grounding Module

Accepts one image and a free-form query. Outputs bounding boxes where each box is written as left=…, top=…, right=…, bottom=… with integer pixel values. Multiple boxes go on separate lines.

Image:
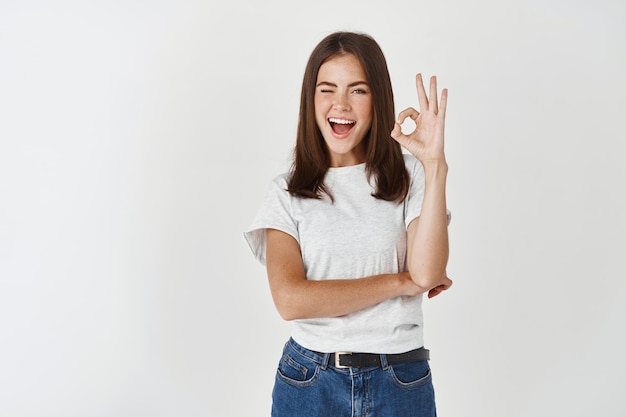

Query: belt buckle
left=334, top=352, right=352, bottom=369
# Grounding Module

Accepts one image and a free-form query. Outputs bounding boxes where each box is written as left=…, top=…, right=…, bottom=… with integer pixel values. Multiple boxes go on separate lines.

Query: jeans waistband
left=286, top=337, right=429, bottom=370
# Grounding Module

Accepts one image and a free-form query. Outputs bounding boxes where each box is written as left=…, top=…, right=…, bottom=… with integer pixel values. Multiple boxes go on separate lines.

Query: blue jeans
left=272, top=338, right=436, bottom=417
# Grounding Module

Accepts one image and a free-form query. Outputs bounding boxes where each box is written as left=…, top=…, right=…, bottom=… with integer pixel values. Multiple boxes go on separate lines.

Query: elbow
left=408, top=249, right=449, bottom=289
left=408, top=264, right=447, bottom=290
left=275, top=305, right=299, bottom=321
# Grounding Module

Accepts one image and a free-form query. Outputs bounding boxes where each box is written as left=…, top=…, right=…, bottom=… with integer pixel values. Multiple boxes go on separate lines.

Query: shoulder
left=268, top=171, right=290, bottom=190
left=263, top=172, right=296, bottom=204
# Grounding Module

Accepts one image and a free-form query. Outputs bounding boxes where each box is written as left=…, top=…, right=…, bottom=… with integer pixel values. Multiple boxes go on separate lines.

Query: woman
left=244, top=31, right=452, bottom=416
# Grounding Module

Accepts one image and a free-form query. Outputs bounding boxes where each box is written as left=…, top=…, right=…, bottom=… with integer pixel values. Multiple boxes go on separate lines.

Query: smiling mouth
left=329, top=117, right=355, bottom=135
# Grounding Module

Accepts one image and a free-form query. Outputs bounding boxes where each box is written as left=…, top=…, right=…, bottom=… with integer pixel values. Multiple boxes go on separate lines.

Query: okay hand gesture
left=390, top=74, right=448, bottom=164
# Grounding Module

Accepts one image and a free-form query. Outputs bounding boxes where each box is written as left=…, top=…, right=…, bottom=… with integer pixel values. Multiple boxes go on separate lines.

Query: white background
left=1, top=0, right=625, bottom=416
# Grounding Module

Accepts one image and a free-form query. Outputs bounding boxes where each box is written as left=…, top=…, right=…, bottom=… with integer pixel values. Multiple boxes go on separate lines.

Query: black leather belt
left=327, top=348, right=430, bottom=369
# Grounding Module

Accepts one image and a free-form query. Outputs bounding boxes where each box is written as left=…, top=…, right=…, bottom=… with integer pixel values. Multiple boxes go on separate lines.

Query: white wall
left=1, top=0, right=624, bottom=416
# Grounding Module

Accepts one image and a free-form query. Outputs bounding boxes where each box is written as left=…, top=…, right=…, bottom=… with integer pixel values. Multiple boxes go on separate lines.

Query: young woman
left=244, top=31, right=452, bottom=417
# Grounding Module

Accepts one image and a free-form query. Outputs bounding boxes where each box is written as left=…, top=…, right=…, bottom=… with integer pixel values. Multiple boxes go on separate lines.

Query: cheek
left=354, top=98, right=373, bottom=118
left=314, top=96, right=329, bottom=112
left=358, top=108, right=373, bottom=128
left=314, top=98, right=329, bottom=123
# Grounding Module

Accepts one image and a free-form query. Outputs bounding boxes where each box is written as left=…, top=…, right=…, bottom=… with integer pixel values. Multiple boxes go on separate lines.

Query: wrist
left=421, top=159, right=448, bottom=173
left=421, top=160, right=448, bottom=185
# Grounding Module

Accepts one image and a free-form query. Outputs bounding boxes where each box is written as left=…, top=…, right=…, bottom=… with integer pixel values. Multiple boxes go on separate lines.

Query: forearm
left=271, top=273, right=421, bottom=321
left=407, top=161, right=449, bottom=289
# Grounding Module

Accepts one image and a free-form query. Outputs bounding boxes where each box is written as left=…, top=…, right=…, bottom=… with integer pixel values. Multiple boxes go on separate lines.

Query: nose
left=333, top=93, right=350, bottom=111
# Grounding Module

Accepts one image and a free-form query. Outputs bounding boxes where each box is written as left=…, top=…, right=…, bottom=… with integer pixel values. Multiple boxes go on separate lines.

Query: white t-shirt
left=245, top=154, right=434, bottom=354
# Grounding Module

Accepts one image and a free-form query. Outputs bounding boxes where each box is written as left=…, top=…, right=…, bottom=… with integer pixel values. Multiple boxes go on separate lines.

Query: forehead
left=317, top=53, right=367, bottom=83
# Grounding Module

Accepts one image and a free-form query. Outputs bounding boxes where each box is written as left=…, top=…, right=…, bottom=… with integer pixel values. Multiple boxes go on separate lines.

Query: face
left=314, top=53, right=373, bottom=167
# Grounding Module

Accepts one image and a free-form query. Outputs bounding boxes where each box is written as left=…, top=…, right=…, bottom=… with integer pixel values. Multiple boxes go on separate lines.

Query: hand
left=427, top=273, right=453, bottom=299
left=390, top=74, right=448, bottom=164
left=398, top=272, right=426, bottom=297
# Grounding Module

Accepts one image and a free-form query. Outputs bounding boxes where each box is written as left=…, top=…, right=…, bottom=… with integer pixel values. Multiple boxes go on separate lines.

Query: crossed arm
left=265, top=225, right=451, bottom=321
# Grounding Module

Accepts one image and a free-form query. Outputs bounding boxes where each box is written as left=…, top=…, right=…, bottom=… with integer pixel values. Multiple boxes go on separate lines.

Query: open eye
left=352, top=88, right=368, bottom=95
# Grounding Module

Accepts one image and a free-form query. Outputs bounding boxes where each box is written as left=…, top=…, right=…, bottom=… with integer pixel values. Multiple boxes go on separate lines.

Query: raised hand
left=390, top=74, right=448, bottom=164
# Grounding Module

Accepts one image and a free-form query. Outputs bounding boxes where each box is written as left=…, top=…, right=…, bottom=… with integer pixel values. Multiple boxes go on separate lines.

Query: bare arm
left=405, top=162, right=449, bottom=289
left=391, top=74, right=450, bottom=290
left=266, top=228, right=424, bottom=321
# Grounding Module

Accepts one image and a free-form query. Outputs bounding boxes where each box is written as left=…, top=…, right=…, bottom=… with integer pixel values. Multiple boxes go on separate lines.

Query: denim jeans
left=272, top=338, right=436, bottom=417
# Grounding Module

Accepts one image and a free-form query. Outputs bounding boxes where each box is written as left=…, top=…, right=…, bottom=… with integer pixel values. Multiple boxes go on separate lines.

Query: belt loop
left=320, top=352, right=330, bottom=370
left=380, top=354, right=389, bottom=370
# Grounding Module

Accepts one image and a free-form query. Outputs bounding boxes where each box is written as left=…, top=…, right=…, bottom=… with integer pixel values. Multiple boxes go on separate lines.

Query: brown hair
left=286, top=31, right=410, bottom=203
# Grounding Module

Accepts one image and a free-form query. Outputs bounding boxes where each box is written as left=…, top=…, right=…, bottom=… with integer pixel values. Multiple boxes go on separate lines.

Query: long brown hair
left=287, top=31, right=410, bottom=203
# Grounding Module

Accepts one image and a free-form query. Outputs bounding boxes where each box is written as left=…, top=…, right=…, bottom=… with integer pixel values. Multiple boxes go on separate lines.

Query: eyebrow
left=315, top=81, right=369, bottom=88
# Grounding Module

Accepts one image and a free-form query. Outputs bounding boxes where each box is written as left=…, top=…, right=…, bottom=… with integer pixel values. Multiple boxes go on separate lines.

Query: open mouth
left=329, top=117, right=355, bottom=135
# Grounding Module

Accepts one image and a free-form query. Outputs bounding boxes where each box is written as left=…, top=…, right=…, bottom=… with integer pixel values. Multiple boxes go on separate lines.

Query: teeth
left=329, top=118, right=355, bottom=125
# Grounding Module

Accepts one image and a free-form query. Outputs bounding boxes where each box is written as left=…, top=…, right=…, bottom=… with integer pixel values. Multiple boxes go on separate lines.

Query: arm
left=391, top=74, right=451, bottom=291
left=266, top=228, right=424, bottom=321
left=405, top=163, right=449, bottom=289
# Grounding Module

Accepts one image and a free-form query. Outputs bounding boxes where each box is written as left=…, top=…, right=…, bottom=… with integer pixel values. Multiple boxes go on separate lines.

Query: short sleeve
left=404, top=155, right=425, bottom=228
left=403, top=154, right=452, bottom=228
left=243, top=175, right=299, bottom=266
